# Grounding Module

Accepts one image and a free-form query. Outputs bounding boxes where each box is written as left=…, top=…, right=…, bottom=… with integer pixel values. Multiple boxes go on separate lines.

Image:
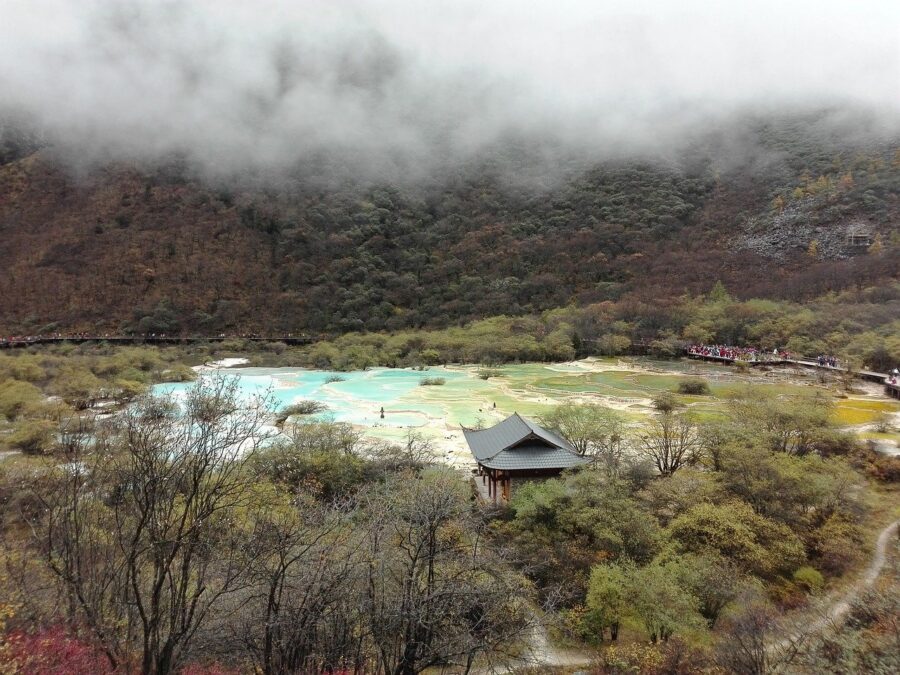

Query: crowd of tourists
left=686, top=344, right=789, bottom=362
left=0, top=332, right=105, bottom=345
left=816, top=354, right=840, bottom=368
left=686, top=344, right=852, bottom=369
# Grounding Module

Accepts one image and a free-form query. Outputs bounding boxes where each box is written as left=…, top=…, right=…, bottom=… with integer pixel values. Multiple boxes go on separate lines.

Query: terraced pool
left=154, top=357, right=900, bottom=465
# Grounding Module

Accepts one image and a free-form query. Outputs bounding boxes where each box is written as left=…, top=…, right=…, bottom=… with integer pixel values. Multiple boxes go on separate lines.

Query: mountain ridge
left=0, top=121, right=897, bottom=335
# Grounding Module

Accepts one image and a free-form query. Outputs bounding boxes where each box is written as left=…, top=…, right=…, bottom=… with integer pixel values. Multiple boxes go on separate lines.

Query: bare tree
left=540, top=403, right=627, bottom=473
left=715, top=592, right=814, bottom=675
left=635, top=410, right=700, bottom=476
left=228, top=493, right=366, bottom=674
left=362, top=469, right=532, bottom=674
left=37, top=375, right=272, bottom=675
left=369, top=429, right=439, bottom=469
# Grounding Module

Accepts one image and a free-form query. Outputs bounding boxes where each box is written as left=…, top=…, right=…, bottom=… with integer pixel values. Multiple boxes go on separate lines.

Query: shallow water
left=154, top=367, right=472, bottom=428
left=154, top=358, right=900, bottom=460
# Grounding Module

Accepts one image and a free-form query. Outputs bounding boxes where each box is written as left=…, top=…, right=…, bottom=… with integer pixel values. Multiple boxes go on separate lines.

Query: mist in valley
left=1, top=0, right=898, bottom=186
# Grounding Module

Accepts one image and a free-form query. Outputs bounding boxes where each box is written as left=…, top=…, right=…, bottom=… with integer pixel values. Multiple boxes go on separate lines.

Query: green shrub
left=596, top=334, right=631, bottom=356
left=0, top=355, right=46, bottom=382
left=214, top=339, right=250, bottom=352
left=324, top=375, right=345, bottom=384
left=7, top=419, right=56, bottom=455
left=477, top=369, right=503, bottom=380
left=652, top=391, right=681, bottom=413
left=676, top=378, right=711, bottom=395
left=250, top=444, right=373, bottom=500
left=420, top=349, right=442, bottom=365
left=793, top=566, right=825, bottom=592
left=0, top=380, right=43, bottom=420
left=419, top=377, right=446, bottom=386
left=649, top=338, right=680, bottom=358
left=113, top=379, right=149, bottom=403
left=872, top=413, right=893, bottom=434
left=52, top=366, right=104, bottom=409
left=812, top=516, right=863, bottom=575
left=163, top=364, right=197, bottom=383
left=275, top=401, right=328, bottom=425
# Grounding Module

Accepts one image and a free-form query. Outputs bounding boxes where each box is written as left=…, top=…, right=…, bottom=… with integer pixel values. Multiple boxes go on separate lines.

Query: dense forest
left=0, top=113, right=897, bottom=336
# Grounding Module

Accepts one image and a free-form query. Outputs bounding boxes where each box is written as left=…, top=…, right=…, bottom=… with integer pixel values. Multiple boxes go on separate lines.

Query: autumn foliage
left=0, top=117, right=896, bottom=336
left=0, top=626, right=241, bottom=675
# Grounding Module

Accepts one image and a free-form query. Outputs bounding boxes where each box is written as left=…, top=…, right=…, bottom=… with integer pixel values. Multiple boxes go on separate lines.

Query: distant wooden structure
left=846, top=222, right=873, bottom=248
left=688, top=352, right=790, bottom=368
left=684, top=349, right=893, bottom=389
left=464, top=413, right=588, bottom=504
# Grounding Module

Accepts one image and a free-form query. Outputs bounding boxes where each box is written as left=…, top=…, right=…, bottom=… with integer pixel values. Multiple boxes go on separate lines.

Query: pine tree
left=708, top=280, right=732, bottom=303
left=868, top=234, right=884, bottom=256
left=807, top=239, right=819, bottom=259
left=771, top=195, right=785, bottom=212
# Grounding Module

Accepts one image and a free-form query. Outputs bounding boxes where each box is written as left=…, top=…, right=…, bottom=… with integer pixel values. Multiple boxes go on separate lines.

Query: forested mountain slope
left=0, top=116, right=897, bottom=335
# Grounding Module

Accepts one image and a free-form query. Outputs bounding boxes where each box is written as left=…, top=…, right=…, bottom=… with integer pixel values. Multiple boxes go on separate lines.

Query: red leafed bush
left=3, top=626, right=114, bottom=674
left=2, top=627, right=245, bottom=674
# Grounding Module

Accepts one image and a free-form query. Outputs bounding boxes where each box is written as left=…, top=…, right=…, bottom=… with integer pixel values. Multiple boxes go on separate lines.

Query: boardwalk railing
left=0, top=335, right=319, bottom=349
left=685, top=349, right=894, bottom=392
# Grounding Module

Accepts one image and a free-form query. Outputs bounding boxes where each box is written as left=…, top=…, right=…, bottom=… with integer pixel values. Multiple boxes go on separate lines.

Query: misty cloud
left=1, top=0, right=898, bottom=183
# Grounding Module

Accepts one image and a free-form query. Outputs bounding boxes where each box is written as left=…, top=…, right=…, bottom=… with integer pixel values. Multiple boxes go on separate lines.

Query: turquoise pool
left=153, top=367, right=471, bottom=427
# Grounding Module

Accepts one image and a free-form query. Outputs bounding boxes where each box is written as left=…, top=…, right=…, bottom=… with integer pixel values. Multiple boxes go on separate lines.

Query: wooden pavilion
left=464, top=413, right=589, bottom=503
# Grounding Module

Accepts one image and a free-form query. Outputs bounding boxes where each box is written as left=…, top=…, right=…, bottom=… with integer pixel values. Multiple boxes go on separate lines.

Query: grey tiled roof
left=463, top=413, right=586, bottom=471
left=520, top=416, right=577, bottom=453
left=479, top=444, right=589, bottom=470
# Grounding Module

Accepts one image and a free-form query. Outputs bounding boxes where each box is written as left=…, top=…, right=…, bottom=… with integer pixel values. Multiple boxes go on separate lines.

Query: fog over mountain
left=1, top=0, right=898, bottom=183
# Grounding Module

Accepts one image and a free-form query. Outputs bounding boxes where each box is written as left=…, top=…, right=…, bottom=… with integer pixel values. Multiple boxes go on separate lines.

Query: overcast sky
left=1, top=0, right=898, bottom=181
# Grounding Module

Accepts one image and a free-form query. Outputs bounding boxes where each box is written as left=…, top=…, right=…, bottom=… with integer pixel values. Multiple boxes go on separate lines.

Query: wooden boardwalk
left=0, top=335, right=318, bottom=349
left=687, top=353, right=791, bottom=367
left=685, top=351, right=893, bottom=391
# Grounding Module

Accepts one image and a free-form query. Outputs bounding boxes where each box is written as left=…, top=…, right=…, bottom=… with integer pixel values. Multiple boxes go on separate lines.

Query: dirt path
left=473, top=623, right=593, bottom=674
left=490, top=519, right=899, bottom=672
left=823, top=518, right=898, bottom=623
left=775, top=518, right=898, bottom=650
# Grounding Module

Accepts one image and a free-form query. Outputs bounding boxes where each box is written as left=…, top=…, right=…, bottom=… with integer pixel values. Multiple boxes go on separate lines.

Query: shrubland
left=0, top=344, right=196, bottom=456
left=273, top=281, right=900, bottom=371
left=0, top=343, right=897, bottom=672
left=0, top=377, right=534, bottom=674
left=500, top=391, right=899, bottom=669
left=1, top=280, right=898, bottom=378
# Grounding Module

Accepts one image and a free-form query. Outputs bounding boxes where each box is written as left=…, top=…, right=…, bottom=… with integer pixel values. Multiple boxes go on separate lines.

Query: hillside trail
left=481, top=519, right=898, bottom=673
left=773, top=518, right=899, bottom=651
left=472, top=621, right=593, bottom=674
